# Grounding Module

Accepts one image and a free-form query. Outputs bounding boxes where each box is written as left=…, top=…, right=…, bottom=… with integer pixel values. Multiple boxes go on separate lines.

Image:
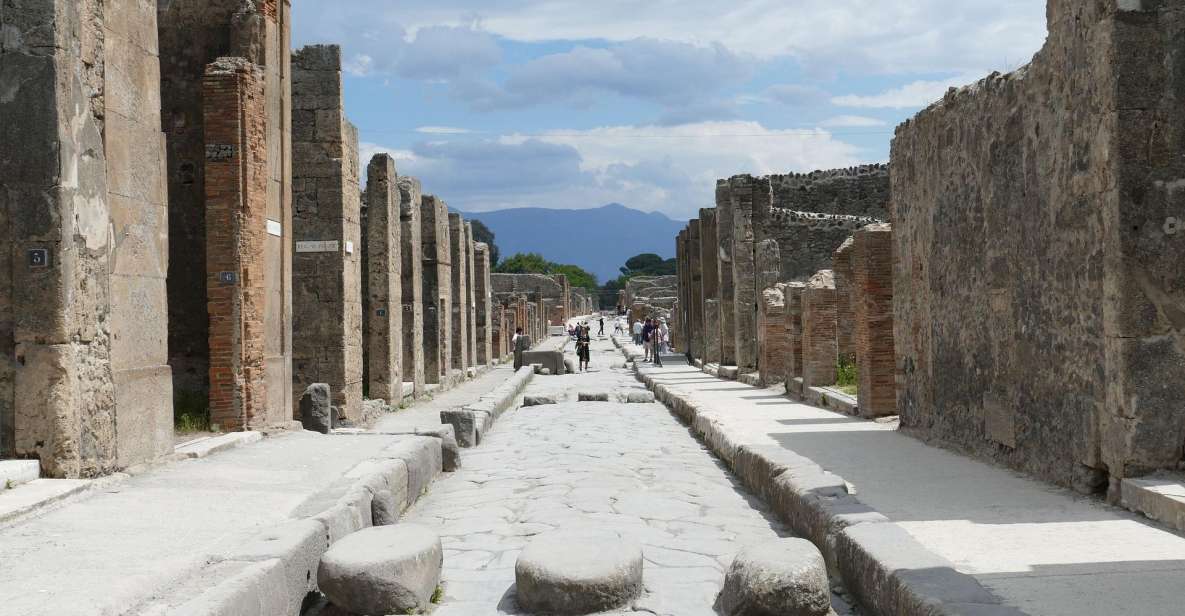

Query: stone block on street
left=300, top=384, right=333, bottom=434
left=318, top=524, right=443, bottom=615
left=578, top=392, right=610, bottom=402
left=524, top=395, right=558, bottom=407
left=717, top=539, right=832, bottom=616
left=516, top=529, right=643, bottom=615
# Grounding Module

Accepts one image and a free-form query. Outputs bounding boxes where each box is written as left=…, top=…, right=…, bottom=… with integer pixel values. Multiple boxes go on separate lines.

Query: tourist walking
left=642, top=318, right=655, bottom=362
left=598, top=317, right=605, bottom=337
left=512, top=327, right=531, bottom=370
left=632, top=319, right=643, bottom=345
left=658, top=319, right=670, bottom=354
left=652, top=321, right=665, bottom=367
left=576, top=323, right=592, bottom=371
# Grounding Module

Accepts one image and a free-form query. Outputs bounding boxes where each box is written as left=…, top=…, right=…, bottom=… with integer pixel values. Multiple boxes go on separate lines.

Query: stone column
left=676, top=230, right=688, bottom=353
left=717, top=181, right=738, bottom=366
left=398, top=178, right=424, bottom=397
left=448, top=213, right=470, bottom=374
left=687, top=222, right=704, bottom=361
left=474, top=243, right=493, bottom=365
left=758, top=287, right=788, bottom=386
left=1, top=0, right=175, bottom=475
left=363, top=155, right=402, bottom=403
left=420, top=195, right=451, bottom=384
left=701, top=207, right=722, bottom=365
left=730, top=176, right=766, bottom=373
left=204, top=59, right=270, bottom=433
left=292, top=45, right=363, bottom=419
left=466, top=223, right=478, bottom=368
left=852, top=224, right=895, bottom=417
left=802, top=271, right=838, bottom=387
left=833, top=237, right=856, bottom=365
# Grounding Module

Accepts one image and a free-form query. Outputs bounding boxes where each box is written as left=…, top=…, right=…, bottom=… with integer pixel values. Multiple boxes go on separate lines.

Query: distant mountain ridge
left=457, top=204, right=685, bottom=283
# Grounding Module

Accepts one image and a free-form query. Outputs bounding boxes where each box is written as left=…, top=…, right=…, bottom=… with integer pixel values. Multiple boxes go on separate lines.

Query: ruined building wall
left=159, top=0, right=293, bottom=423
left=363, top=155, right=402, bottom=403
left=448, top=214, right=470, bottom=372
left=398, top=178, right=425, bottom=396
left=474, top=243, right=493, bottom=365
left=892, top=0, right=1185, bottom=491
left=852, top=224, right=896, bottom=418
left=421, top=196, right=451, bottom=384
left=715, top=182, right=737, bottom=365
left=466, top=223, right=478, bottom=366
left=699, top=210, right=719, bottom=364
left=291, top=45, right=362, bottom=419
left=1, top=0, right=174, bottom=474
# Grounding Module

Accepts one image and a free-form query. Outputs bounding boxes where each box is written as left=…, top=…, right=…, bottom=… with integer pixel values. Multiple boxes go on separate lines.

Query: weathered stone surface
left=300, top=384, right=333, bottom=434
left=521, top=350, right=565, bottom=376
left=624, top=391, right=656, bottom=404
left=524, top=395, right=559, bottom=407
left=578, top=392, right=610, bottom=402
left=718, top=539, right=832, bottom=616
left=515, top=529, right=643, bottom=615
left=318, top=524, right=443, bottom=615
left=801, top=271, right=837, bottom=387
left=892, top=1, right=1185, bottom=492
left=292, top=45, right=364, bottom=422
left=398, top=178, right=426, bottom=396
left=362, top=155, right=402, bottom=404
left=758, top=287, right=788, bottom=386
left=698, top=211, right=719, bottom=364
left=421, top=195, right=452, bottom=384
left=449, top=213, right=470, bottom=372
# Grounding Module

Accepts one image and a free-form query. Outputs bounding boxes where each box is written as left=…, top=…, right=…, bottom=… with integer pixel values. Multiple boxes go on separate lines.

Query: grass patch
left=432, top=585, right=444, bottom=603
left=174, top=389, right=212, bottom=434
left=836, top=356, right=858, bottom=397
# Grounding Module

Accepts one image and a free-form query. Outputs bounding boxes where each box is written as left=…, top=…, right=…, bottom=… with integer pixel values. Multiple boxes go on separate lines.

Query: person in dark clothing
left=598, top=317, right=605, bottom=337
left=576, top=323, right=592, bottom=371
left=641, top=318, right=655, bottom=362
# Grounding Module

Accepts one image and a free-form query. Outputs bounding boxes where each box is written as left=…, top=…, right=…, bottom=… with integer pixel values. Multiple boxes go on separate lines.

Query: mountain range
left=459, top=203, right=686, bottom=283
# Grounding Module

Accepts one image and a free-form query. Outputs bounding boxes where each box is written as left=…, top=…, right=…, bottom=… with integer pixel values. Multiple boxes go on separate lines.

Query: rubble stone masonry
left=398, top=178, right=425, bottom=396
left=363, top=155, right=402, bottom=403
left=892, top=0, right=1185, bottom=492
left=291, top=45, right=363, bottom=420
left=1, top=0, right=174, bottom=475
left=729, top=176, right=766, bottom=373
left=833, top=238, right=856, bottom=364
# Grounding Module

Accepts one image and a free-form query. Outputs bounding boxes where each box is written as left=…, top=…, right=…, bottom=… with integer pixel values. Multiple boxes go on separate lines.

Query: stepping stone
left=624, top=391, right=655, bottom=404
left=300, top=383, right=332, bottom=434
left=578, top=392, right=610, bottom=402
left=516, top=529, right=643, bottom=615
left=318, top=524, right=443, bottom=615
left=523, top=395, right=558, bottom=407
left=717, top=538, right=831, bottom=616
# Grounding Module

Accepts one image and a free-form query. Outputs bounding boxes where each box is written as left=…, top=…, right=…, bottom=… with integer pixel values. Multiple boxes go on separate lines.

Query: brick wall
left=833, top=238, right=856, bottom=364
left=801, top=271, right=837, bottom=387
left=782, top=283, right=806, bottom=382
left=853, top=224, right=895, bottom=418
left=758, top=288, right=788, bottom=385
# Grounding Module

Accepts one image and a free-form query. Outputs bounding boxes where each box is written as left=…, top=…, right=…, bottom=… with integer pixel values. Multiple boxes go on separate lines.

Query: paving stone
left=317, top=524, right=443, bottom=615
left=515, top=529, right=643, bottom=615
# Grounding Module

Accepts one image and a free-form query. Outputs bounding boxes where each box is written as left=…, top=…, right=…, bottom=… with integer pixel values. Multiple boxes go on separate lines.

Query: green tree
left=469, top=219, right=500, bottom=267
left=550, top=264, right=599, bottom=292
left=617, top=253, right=678, bottom=278
left=495, top=252, right=551, bottom=274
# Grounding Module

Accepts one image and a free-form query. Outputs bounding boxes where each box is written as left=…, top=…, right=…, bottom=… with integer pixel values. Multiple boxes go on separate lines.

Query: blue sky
left=292, top=1, right=1047, bottom=221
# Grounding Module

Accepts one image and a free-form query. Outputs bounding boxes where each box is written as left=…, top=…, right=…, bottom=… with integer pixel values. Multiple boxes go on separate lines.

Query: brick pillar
left=802, top=271, right=838, bottom=387
left=448, top=213, right=470, bottom=373
left=716, top=181, right=737, bottom=365
left=700, top=208, right=721, bottom=364
left=398, top=178, right=425, bottom=396
left=782, top=282, right=807, bottom=382
left=204, top=59, right=269, bottom=432
left=465, top=223, right=478, bottom=368
left=364, top=155, right=402, bottom=403
left=474, top=243, right=493, bottom=364
left=853, top=224, right=896, bottom=417
left=759, top=287, right=788, bottom=386
left=292, top=45, right=363, bottom=419
left=833, top=237, right=856, bottom=364
left=421, top=195, right=451, bottom=383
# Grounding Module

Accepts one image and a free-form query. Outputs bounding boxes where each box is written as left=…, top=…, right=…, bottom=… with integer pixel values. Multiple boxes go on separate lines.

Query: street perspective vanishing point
left=0, top=2, right=1183, bottom=616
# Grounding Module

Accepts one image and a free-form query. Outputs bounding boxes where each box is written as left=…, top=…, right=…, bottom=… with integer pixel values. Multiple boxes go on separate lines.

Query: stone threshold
left=1121, top=472, right=1185, bottom=534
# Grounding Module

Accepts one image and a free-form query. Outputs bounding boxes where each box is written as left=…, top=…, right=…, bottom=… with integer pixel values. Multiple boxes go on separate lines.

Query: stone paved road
left=403, top=334, right=851, bottom=615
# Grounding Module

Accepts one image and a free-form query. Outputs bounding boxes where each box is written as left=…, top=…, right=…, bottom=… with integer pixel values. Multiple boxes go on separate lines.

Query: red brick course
left=853, top=224, right=896, bottom=417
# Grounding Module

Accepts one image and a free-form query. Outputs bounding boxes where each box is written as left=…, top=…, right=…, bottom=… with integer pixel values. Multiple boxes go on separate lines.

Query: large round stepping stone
left=318, top=524, right=442, bottom=615
left=717, top=538, right=831, bottom=616
left=516, top=529, right=643, bottom=614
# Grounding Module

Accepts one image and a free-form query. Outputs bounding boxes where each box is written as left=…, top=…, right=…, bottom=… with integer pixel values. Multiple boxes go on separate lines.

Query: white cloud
left=415, top=126, right=472, bottom=134
left=831, top=73, right=986, bottom=109
left=819, top=115, right=887, bottom=128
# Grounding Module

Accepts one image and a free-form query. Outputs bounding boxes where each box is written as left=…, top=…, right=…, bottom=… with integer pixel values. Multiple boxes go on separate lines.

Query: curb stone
left=619, top=342, right=1026, bottom=616
left=441, top=366, right=534, bottom=447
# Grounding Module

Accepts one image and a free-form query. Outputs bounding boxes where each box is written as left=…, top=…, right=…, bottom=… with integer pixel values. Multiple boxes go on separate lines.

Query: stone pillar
left=1, top=0, right=175, bottom=475
left=833, top=238, right=856, bottom=365
left=676, top=230, right=688, bottom=354
left=731, top=176, right=766, bottom=373
left=758, top=239, right=782, bottom=296
left=716, top=182, right=738, bottom=366
left=474, top=243, right=493, bottom=365
left=687, top=222, right=704, bottom=360
left=758, top=288, right=788, bottom=386
left=291, top=45, right=363, bottom=420
left=700, top=207, right=722, bottom=365
left=802, top=271, right=838, bottom=387
left=782, top=283, right=807, bottom=383
left=852, top=224, right=895, bottom=418
left=159, top=0, right=293, bottom=427
left=204, top=59, right=270, bottom=432
left=465, top=223, right=478, bottom=368
left=363, top=155, right=402, bottom=403
left=421, top=195, right=452, bottom=383
left=398, top=178, right=424, bottom=397
left=448, top=213, right=470, bottom=374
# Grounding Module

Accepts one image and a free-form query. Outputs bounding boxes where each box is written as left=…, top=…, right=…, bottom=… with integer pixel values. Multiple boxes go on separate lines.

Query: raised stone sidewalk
left=619, top=335, right=1185, bottom=616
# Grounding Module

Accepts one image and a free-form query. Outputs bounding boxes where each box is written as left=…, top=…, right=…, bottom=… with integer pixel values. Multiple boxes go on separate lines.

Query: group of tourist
left=631, top=318, right=670, bottom=367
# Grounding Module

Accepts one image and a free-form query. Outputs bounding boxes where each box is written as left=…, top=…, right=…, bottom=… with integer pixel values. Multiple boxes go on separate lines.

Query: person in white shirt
left=632, top=320, right=643, bottom=345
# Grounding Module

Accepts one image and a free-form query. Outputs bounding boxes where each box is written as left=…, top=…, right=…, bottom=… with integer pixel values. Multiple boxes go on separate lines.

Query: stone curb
left=621, top=344, right=1026, bottom=616
left=174, top=431, right=264, bottom=460
left=441, top=366, right=535, bottom=447
left=137, top=436, right=445, bottom=616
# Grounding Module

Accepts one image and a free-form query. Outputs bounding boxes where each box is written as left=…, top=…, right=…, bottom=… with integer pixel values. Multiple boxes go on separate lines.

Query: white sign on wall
left=267, top=220, right=282, bottom=237
left=296, top=240, right=340, bottom=253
